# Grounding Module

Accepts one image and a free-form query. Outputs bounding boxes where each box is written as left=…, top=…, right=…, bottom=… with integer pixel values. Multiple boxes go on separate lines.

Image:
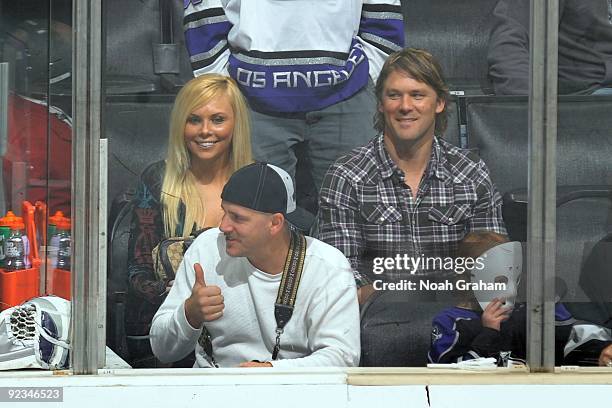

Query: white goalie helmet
left=0, top=296, right=71, bottom=370
left=470, top=241, right=523, bottom=311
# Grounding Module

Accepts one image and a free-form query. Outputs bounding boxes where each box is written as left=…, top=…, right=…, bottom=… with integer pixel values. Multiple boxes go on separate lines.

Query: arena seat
left=360, top=291, right=454, bottom=367
left=103, top=0, right=192, bottom=94
left=576, top=234, right=612, bottom=328
left=463, top=95, right=528, bottom=194
left=105, top=96, right=174, bottom=362
left=105, top=96, right=174, bottom=204
left=443, top=96, right=461, bottom=146
left=464, top=95, right=612, bottom=308
left=502, top=187, right=612, bottom=305
left=401, top=0, right=499, bottom=95
left=106, top=189, right=134, bottom=361
left=465, top=95, right=612, bottom=193
left=557, top=192, right=611, bottom=306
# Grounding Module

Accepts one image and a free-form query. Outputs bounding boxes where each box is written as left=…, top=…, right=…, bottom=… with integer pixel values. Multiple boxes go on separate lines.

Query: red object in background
left=4, top=93, right=72, bottom=215
left=0, top=267, right=39, bottom=310
left=22, top=201, right=39, bottom=262
left=0, top=202, right=43, bottom=310
left=51, top=268, right=70, bottom=300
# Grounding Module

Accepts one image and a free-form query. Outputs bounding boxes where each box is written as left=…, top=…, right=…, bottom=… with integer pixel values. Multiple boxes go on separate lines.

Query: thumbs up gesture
left=185, top=263, right=225, bottom=328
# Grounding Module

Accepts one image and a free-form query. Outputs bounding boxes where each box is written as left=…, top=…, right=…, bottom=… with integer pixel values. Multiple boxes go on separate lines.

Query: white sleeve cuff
left=176, top=301, right=203, bottom=340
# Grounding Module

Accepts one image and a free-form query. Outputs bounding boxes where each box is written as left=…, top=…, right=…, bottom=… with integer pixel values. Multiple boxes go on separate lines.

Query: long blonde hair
left=161, top=74, right=252, bottom=237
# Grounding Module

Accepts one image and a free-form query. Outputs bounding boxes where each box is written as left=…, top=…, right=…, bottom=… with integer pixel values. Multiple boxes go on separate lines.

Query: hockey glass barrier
left=552, top=0, right=612, bottom=369
left=0, top=0, right=73, bottom=370
left=103, top=0, right=536, bottom=372
left=2, top=0, right=610, bottom=380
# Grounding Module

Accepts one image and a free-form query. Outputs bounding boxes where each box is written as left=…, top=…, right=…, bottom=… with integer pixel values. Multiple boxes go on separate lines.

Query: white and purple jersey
left=183, top=0, right=404, bottom=113
left=428, top=303, right=612, bottom=366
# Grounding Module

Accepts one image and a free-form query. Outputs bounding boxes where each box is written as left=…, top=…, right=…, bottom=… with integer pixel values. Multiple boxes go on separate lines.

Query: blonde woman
left=126, top=74, right=252, bottom=367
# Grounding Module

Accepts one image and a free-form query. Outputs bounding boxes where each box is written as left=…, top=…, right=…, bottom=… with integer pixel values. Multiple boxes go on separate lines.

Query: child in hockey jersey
left=428, top=231, right=612, bottom=366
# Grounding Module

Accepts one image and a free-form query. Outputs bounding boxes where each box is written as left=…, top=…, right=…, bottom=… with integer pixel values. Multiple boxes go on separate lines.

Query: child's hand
left=598, top=344, right=612, bottom=367
left=481, top=298, right=511, bottom=331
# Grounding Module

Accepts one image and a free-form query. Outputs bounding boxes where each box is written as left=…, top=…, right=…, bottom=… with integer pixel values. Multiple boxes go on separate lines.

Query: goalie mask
left=0, top=296, right=70, bottom=370
left=470, top=241, right=522, bottom=311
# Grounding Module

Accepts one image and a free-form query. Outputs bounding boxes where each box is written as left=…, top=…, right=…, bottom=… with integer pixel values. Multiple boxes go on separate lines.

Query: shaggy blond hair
left=161, top=74, right=252, bottom=237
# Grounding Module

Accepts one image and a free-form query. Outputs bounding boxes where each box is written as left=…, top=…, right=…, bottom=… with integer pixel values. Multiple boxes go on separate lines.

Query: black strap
left=198, top=228, right=307, bottom=366
left=272, top=228, right=306, bottom=360
left=198, top=326, right=218, bottom=368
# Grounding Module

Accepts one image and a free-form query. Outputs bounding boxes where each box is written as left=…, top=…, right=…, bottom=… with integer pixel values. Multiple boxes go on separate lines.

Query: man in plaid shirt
left=317, top=48, right=507, bottom=304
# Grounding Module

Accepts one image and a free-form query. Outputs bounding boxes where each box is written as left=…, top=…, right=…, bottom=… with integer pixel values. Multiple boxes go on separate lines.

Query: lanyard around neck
left=198, top=227, right=307, bottom=366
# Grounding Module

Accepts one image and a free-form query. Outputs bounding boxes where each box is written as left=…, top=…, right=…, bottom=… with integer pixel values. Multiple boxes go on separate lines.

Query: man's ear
left=435, top=97, right=446, bottom=114
left=269, top=213, right=286, bottom=235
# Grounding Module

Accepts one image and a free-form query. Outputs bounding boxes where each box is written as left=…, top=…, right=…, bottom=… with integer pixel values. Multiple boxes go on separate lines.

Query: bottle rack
left=0, top=263, right=40, bottom=311
left=0, top=202, right=72, bottom=309
left=51, top=268, right=71, bottom=300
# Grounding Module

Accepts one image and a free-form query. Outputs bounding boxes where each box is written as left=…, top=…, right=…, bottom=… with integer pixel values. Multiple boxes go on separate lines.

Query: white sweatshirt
left=150, top=228, right=360, bottom=368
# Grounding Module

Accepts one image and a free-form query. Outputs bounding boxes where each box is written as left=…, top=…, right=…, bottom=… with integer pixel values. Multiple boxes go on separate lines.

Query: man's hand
left=184, top=263, right=224, bottom=328
left=598, top=344, right=612, bottom=367
left=239, top=361, right=273, bottom=367
left=481, top=298, right=511, bottom=331
left=357, top=284, right=376, bottom=305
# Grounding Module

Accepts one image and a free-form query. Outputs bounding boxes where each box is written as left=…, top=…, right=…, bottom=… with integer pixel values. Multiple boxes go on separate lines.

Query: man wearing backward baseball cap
left=150, top=162, right=360, bottom=368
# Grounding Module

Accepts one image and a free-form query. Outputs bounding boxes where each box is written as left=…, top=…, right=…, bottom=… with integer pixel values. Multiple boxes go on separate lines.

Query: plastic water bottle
left=47, top=211, right=65, bottom=268
left=0, top=211, right=16, bottom=267
left=55, top=219, right=71, bottom=271
left=48, top=211, right=64, bottom=244
left=5, top=220, right=26, bottom=271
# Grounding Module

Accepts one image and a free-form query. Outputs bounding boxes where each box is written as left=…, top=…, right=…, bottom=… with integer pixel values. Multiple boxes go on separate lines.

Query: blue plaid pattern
left=317, top=135, right=507, bottom=287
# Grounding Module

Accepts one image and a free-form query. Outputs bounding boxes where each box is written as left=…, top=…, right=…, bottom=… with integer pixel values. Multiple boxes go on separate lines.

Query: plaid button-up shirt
left=317, top=135, right=507, bottom=287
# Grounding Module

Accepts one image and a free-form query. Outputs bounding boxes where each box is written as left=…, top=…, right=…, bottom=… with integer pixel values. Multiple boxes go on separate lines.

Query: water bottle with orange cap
left=48, top=210, right=65, bottom=244
left=48, top=211, right=66, bottom=269
left=5, top=217, right=26, bottom=271
left=0, top=211, right=18, bottom=267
